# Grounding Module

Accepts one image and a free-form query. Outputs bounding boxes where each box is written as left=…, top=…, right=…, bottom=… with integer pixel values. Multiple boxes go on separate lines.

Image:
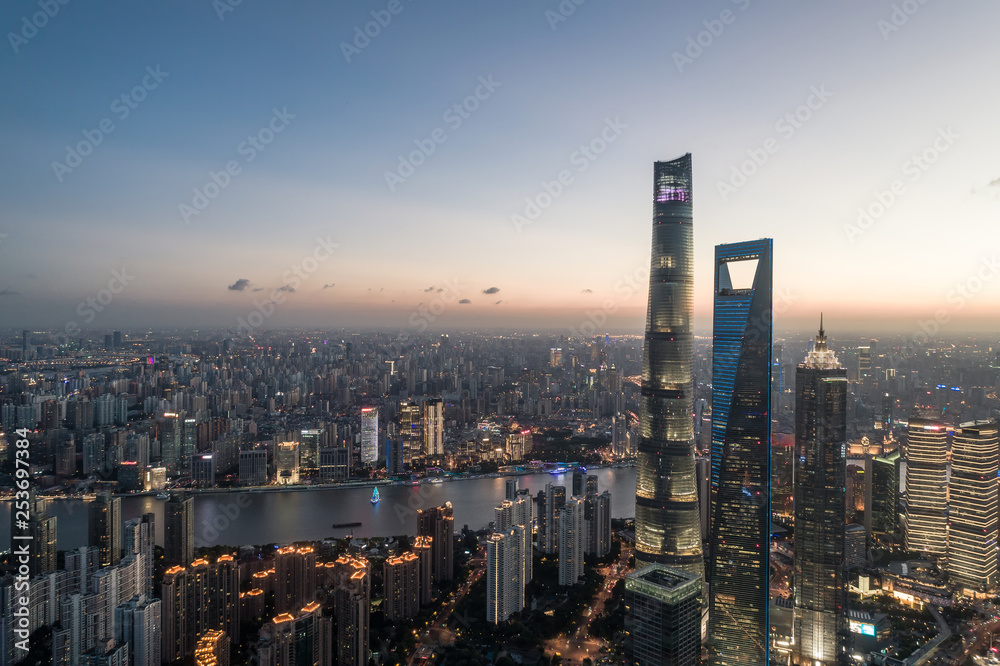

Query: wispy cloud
left=482, top=286, right=500, bottom=294
left=228, top=278, right=251, bottom=291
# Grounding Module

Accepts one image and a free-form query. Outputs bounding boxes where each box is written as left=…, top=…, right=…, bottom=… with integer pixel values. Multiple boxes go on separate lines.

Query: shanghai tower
left=634, top=154, right=704, bottom=579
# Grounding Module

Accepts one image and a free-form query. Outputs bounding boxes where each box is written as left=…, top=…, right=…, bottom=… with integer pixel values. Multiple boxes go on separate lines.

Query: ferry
left=371, top=487, right=380, bottom=505
left=155, top=492, right=171, bottom=500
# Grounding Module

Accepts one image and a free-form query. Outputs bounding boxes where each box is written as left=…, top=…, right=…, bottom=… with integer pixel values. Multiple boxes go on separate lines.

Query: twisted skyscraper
left=634, top=155, right=704, bottom=579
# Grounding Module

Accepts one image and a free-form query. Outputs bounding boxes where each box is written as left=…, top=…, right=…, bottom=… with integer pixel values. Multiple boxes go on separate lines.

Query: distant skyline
left=2, top=2, right=999, bottom=335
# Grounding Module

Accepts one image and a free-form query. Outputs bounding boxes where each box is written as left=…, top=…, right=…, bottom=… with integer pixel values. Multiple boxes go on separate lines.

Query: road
left=543, top=545, right=632, bottom=665
left=414, top=553, right=487, bottom=650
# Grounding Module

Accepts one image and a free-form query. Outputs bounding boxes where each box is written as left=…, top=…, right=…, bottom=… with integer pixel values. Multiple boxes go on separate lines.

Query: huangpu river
left=1, top=468, right=637, bottom=550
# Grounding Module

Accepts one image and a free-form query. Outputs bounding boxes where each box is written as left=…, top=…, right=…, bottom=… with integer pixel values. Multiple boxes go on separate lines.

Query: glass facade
left=870, top=450, right=901, bottom=542
left=625, top=564, right=702, bottom=666
left=634, top=155, right=704, bottom=579
left=708, top=239, right=772, bottom=665
left=792, top=322, right=848, bottom=665
left=904, top=418, right=948, bottom=556
left=948, top=420, right=999, bottom=591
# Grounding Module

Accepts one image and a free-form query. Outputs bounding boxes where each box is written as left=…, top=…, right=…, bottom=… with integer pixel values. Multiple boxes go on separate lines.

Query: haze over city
left=2, top=1, right=999, bottom=334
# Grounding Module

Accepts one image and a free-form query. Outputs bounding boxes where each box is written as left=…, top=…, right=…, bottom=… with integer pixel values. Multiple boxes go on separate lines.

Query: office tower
left=239, top=449, right=268, bottom=486
left=384, top=552, right=420, bottom=620
left=423, top=398, right=444, bottom=456
left=634, top=155, right=703, bottom=580
left=708, top=238, right=773, bottom=665
left=558, top=497, right=585, bottom=586
left=505, top=477, right=518, bottom=501
left=857, top=346, right=872, bottom=383
left=413, top=535, right=434, bottom=606
left=276, top=441, right=301, bottom=485
left=948, top=420, right=999, bottom=590
left=904, top=418, right=948, bottom=556
left=162, top=566, right=190, bottom=661
left=844, top=524, right=867, bottom=570
left=275, top=545, right=318, bottom=614
left=319, top=446, right=350, bottom=482
left=89, top=492, right=122, bottom=566
left=300, top=428, right=324, bottom=474
left=194, top=630, right=229, bottom=666
left=83, top=432, right=106, bottom=475
left=572, top=469, right=586, bottom=496
left=696, top=456, right=710, bottom=541
left=586, top=474, right=599, bottom=496
left=585, top=490, right=612, bottom=557
left=792, top=319, right=848, bottom=666
left=625, top=563, right=702, bottom=666
left=104, top=333, right=114, bottom=351
left=113, top=330, right=122, bottom=350
left=14, top=496, right=58, bottom=576
left=400, top=401, right=423, bottom=466
left=417, top=502, right=454, bottom=582
left=115, top=596, right=161, bottom=666
left=192, top=453, right=216, bottom=488
left=183, top=416, right=197, bottom=473
left=333, top=556, right=370, bottom=666
left=165, top=495, right=194, bottom=566
left=360, top=408, right=379, bottom=465
left=550, top=347, right=562, bottom=368
left=870, top=450, right=901, bottom=543
left=386, top=436, right=405, bottom=475
left=544, top=484, right=566, bottom=554
left=161, top=412, right=183, bottom=475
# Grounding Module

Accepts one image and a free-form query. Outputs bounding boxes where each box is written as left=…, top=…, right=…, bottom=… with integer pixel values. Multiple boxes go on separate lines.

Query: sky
left=1, top=1, right=999, bottom=337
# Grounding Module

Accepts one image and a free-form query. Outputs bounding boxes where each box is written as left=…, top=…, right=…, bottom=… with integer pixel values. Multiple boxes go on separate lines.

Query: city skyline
left=2, top=3, right=1000, bottom=334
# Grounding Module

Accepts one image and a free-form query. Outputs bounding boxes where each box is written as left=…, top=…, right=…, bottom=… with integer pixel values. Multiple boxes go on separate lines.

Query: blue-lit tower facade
left=708, top=239, right=772, bottom=665
left=634, top=155, right=704, bottom=581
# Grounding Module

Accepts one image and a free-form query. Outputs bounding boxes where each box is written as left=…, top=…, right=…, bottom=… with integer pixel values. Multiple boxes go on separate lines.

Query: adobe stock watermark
left=392, top=482, right=444, bottom=525
left=909, top=255, right=998, bottom=345
left=7, top=0, right=71, bottom=54
left=569, top=265, right=647, bottom=339
left=236, top=235, right=339, bottom=335
left=51, top=66, right=169, bottom=183
left=878, top=0, right=933, bottom=41
left=672, top=0, right=752, bottom=73
left=545, top=0, right=587, bottom=31
left=384, top=76, right=501, bottom=192
left=179, top=107, right=295, bottom=224
left=843, top=126, right=958, bottom=244
left=213, top=0, right=244, bottom=21
left=716, top=85, right=833, bottom=202
left=195, top=493, right=252, bottom=547
left=51, top=268, right=136, bottom=346
left=511, top=117, right=627, bottom=233
left=340, top=0, right=416, bottom=63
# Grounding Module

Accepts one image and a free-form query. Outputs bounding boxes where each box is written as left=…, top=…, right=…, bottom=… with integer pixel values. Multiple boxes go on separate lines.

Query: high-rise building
left=161, top=412, right=183, bottom=476
left=904, top=418, right=948, bottom=556
left=417, top=502, right=454, bottom=583
left=543, top=483, right=566, bottom=554
left=384, top=552, right=420, bottom=621
left=585, top=490, right=612, bottom=557
left=115, top=595, right=161, bottom=666
left=413, top=535, right=434, bottom=606
left=300, top=428, right=325, bottom=475
left=792, top=319, right=848, bottom=666
left=948, top=419, right=999, bottom=591
left=162, top=566, right=190, bottom=661
left=260, top=602, right=332, bottom=666
left=239, top=449, right=268, bottom=486
left=423, top=398, right=444, bottom=457
left=708, top=238, right=773, bottom=665
left=89, top=492, right=122, bottom=566
left=123, top=513, right=155, bottom=598
left=634, top=155, right=703, bottom=580
left=870, top=450, right=901, bottom=543
left=625, top=563, right=702, bottom=666
left=319, top=446, right=350, bottom=482
left=165, top=495, right=194, bottom=566
left=333, top=555, right=370, bottom=666
left=275, top=545, right=318, bottom=614
left=275, top=441, right=301, bottom=485
left=192, top=454, right=216, bottom=488
left=13, top=496, right=58, bottom=576
left=487, top=496, right=533, bottom=623
left=558, top=497, right=585, bottom=586
left=194, top=630, right=229, bottom=666
left=399, top=401, right=423, bottom=466
left=361, top=408, right=379, bottom=465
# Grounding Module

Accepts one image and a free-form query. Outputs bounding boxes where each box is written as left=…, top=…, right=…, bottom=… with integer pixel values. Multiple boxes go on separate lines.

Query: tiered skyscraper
left=792, top=318, right=848, bottom=665
left=634, top=155, right=703, bottom=578
left=708, top=238, right=773, bottom=665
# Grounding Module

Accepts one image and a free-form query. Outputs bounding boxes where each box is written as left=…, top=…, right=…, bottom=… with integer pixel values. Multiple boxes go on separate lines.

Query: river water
left=2, top=468, right=637, bottom=550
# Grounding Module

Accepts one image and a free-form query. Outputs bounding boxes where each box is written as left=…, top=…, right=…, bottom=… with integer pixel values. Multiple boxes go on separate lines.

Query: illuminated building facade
left=948, top=419, right=999, bottom=591
left=360, top=409, right=378, bottom=465
left=634, top=155, right=704, bottom=580
left=904, top=418, right=948, bottom=556
left=625, top=564, right=702, bottom=666
left=708, top=238, right=772, bottom=665
left=870, top=450, right=901, bottom=543
left=792, top=320, right=848, bottom=665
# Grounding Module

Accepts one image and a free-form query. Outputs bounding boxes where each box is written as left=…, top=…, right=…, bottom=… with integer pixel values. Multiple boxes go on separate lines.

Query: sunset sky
left=1, top=1, right=998, bottom=335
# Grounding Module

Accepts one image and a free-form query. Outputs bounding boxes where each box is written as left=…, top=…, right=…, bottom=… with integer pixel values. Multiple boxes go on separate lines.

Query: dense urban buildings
left=417, top=502, right=455, bottom=583
left=708, top=238, right=773, bottom=665
left=792, top=320, right=848, bottom=665
left=634, top=155, right=704, bottom=578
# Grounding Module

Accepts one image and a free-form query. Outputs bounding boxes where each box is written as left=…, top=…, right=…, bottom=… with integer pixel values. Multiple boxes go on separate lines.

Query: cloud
left=482, top=286, right=500, bottom=295
left=581, top=288, right=593, bottom=293
left=228, top=279, right=251, bottom=291
left=424, top=286, right=435, bottom=292
left=0, top=288, right=19, bottom=296
left=323, top=283, right=335, bottom=289
left=458, top=299, right=471, bottom=304
left=436, top=288, right=444, bottom=293
left=252, top=288, right=263, bottom=292
left=990, top=176, right=1000, bottom=187
left=276, top=285, right=295, bottom=293
left=494, top=300, right=503, bottom=305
